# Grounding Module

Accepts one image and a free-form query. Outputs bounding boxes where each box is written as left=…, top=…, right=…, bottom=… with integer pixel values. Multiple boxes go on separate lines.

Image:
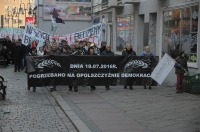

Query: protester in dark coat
left=122, top=44, right=136, bottom=90
left=68, top=43, right=81, bottom=92
left=174, top=51, right=188, bottom=93
left=101, top=44, right=114, bottom=56
left=122, top=44, right=136, bottom=56
left=87, top=47, right=97, bottom=91
left=20, top=39, right=28, bottom=70
left=13, top=40, right=23, bottom=72
left=0, top=46, right=10, bottom=65
left=101, top=44, right=114, bottom=90
left=100, top=41, right=107, bottom=54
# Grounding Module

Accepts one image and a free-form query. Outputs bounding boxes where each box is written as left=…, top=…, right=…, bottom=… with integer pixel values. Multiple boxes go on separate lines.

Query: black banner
left=27, top=55, right=158, bottom=87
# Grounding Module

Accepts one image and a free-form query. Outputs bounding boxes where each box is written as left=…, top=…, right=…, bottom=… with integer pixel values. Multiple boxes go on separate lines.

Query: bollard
left=0, top=76, right=7, bottom=100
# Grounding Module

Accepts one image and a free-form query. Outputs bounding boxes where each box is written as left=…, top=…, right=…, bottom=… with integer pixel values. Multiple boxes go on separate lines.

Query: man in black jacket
left=101, top=44, right=114, bottom=90
left=122, top=44, right=136, bottom=90
left=13, top=40, right=23, bottom=72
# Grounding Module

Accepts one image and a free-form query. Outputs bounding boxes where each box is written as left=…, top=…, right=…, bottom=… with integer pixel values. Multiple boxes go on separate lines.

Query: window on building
left=116, top=16, right=134, bottom=51
left=162, top=5, right=198, bottom=63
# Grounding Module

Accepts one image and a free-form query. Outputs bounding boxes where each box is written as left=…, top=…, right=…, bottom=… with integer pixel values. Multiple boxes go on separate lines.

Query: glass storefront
left=162, top=5, right=198, bottom=63
left=116, top=16, right=134, bottom=51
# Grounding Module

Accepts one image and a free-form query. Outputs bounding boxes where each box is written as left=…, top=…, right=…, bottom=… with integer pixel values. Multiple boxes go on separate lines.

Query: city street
left=1, top=65, right=200, bottom=132
left=0, top=65, right=77, bottom=132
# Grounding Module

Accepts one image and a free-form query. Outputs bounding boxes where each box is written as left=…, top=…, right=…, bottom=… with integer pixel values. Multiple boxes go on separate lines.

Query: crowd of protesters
left=1, top=36, right=174, bottom=93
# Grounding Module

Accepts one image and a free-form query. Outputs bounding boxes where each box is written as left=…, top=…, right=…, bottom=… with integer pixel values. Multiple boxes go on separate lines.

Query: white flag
left=51, top=16, right=58, bottom=34
left=151, top=53, right=175, bottom=85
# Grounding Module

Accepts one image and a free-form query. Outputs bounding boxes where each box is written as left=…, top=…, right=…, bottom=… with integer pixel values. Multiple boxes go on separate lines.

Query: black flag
left=52, top=8, right=65, bottom=24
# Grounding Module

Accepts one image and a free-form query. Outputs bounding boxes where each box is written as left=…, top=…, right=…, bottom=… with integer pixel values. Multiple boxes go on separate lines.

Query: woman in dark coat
left=87, top=46, right=97, bottom=91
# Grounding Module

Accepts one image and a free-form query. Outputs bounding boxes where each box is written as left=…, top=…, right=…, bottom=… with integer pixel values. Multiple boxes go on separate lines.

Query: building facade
left=0, top=0, right=34, bottom=28
left=93, top=0, right=200, bottom=86
left=34, top=0, right=93, bottom=35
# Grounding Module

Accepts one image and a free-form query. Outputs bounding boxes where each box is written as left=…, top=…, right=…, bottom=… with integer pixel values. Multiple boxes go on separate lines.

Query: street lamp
left=4, top=11, right=15, bottom=28
left=19, top=2, right=32, bottom=26
left=13, top=7, right=20, bottom=28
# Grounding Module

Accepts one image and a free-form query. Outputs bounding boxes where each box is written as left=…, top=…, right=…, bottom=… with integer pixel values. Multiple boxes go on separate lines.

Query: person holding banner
left=122, top=44, right=136, bottom=90
left=140, top=46, right=154, bottom=89
left=87, top=46, right=97, bottom=91
left=101, top=44, right=114, bottom=90
left=48, top=42, right=60, bottom=92
left=174, top=51, right=188, bottom=93
left=68, top=43, right=81, bottom=92
left=26, top=48, right=37, bottom=92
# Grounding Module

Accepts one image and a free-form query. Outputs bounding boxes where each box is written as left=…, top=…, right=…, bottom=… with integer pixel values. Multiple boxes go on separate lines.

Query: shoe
left=14, top=70, right=17, bottom=72
left=33, top=87, right=36, bottom=92
left=124, top=86, right=127, bottom=89
left=176, top=91, right=180, bottom=94
left=50, top=88, right=54, bottom=92
left=69, top=86, right=73, bottom=91
left=144, top=85, right=147, bottom=89
left=91, top=86, right=96, bottom=91
left=149, top=86, right=152, bottom=89
left=50, top=87, right=56, bottom=92
left=74, top=89, right=78, bottom=92
left=74, top=86, right=78, bottom=92
left=106, top=86, right=110, bottom=90
left=129, top=86, right=133, bottom=90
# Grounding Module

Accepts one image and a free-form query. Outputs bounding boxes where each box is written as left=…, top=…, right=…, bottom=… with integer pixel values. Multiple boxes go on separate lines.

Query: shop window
left=162, top=5, right=198, bottom=63
left=116, top=16, right=134, bottom=51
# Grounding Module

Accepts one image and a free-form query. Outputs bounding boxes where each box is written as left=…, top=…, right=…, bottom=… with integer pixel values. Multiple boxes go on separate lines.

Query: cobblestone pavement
left=56, top=84, right=200, bottom=132
left=0, top=65, right=77, bottom=132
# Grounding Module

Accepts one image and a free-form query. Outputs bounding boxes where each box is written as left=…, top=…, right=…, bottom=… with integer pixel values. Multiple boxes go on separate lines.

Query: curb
left=47, top=87, right=92, bottom=132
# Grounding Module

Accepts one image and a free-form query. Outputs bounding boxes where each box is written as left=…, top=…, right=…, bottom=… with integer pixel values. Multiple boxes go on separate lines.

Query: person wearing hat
left=174, top=51, right=188, bottom=93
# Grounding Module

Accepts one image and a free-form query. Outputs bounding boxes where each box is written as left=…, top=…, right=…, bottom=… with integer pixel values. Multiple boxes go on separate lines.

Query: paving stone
left=56, top=83, right=200, bottom=131
left=0, top=66, right=77, bottom=132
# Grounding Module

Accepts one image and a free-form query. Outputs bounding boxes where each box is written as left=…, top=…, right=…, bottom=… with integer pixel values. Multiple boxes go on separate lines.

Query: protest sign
left=0, top=27, right=24, bottom=39
left=151, top=53, right=175, bottom=85
left=26, top=55, right=158, bottom=87
left=22, top=23, right=50, bottom=45
left=22, top=23, right=102, bottom=47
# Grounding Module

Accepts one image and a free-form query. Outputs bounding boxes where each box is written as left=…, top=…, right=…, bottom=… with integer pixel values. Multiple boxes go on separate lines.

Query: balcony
left=101, top=0, right=119, bottom=9
left=121, top=0, right=141, bottom=4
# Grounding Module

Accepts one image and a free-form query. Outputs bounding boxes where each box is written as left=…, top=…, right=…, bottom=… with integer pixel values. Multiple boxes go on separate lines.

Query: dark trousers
left=143, top=77, right=152, bottom=86
left=14, top=60, right=21, bottom=71
left=176, top=73, right=184, bottom=92
left=69, top=85, right=78, bottom=91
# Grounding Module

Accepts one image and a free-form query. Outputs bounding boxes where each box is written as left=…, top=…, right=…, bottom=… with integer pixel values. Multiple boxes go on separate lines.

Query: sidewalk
left=54, top=84, right=200, bottom=132
left=1, top=65, right=200, bottom=132
left=0, top=65, right=77, bottom=132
